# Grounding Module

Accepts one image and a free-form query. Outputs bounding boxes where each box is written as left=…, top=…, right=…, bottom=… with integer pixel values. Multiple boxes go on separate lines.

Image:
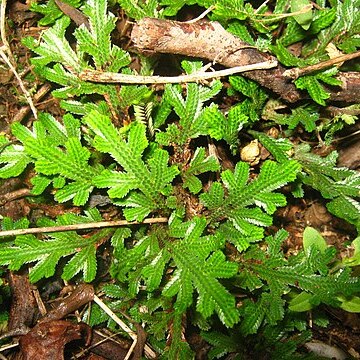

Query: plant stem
left=0, top=217, right=168, bottom=237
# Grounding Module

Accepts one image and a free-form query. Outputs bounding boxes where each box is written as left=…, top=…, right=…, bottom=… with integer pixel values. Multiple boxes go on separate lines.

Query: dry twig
left=80, top=60, right=278, bottom=84
left=283, top=50, right=360, bottom=79
left=0, top=0, right=13, bottom=63
left=131, top=18, right=360, bottom=103
left=0, top=0, right=37, bottom=118
left=0, top=217, right=168, bottom=237
left=93, top=295, right=157, bottom=359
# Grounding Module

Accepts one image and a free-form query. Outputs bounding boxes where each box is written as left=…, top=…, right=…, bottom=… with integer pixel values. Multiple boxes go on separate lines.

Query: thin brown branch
left=283, top=50, right=360, bottom=79
left=80, top=61, right=278, bottom=84
left=0, top=0, right=37, bottom=118
left=0, top=49, right=38, bottom=118
left=0, top=217, right=168, bottom=237
left=130, top=17, right=360, bottom=103
left=12, top=83, right=52, bottom=123
left=0, top=188, right=32, bottom=206
left=0, top=0, right=14, bottom=64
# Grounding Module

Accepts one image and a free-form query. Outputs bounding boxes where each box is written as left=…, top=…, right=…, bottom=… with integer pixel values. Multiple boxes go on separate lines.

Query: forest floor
left=0, top=1, right=360, bottom=359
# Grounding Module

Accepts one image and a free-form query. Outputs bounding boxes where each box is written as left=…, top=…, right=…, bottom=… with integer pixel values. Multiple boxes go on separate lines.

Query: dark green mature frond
left=295, top=144, right=360, bottom=229
left=295, top=68, right=342, bottom=106
left=84, top=110, right=179, bottom=220
left=110, top=216, right=239, bottom=327
left=166, top=217, right=239, bottom=327
left=181, top=147, right=220, bottom=194
left=7, top=113, right=100, bottom=205
left=156, top=78, right=222, bottom=146
left=201, top=160, right=301, bottom=251
left=200, top=330, right=239, bottom=359
left=0, top=209, right=112, bottom=283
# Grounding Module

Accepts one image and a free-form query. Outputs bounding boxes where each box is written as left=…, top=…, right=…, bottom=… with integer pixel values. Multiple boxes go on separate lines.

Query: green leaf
left=201, top=331, right=239, bottom=359
left=118, top=0, right=160, bottom=19
left=295, top=145, right=360, bottom=227
left=24, top=0, right=132, bottom=113
left=0, top=211, right=113, bottom=283
left=85, top=111, right=179, bottom=220
left=249, top=131, right=292, bottom=163
left=30, top=0, right=82, bottom=26
left=182, top=148, right=220, bottom=194
left=203, top=104, right=248, bottom=153
left=10, top=114, right=99, bottom=206
left=0, top=137, right=31, bottom=178
left=339, top=296, right=360, bottom=313
left=24, top=16, right=83, bottom=71
left=156, top=77, right=222, bottom=145
left=168, top=217, right=239, bottom=327
left=295, top=75, right=329, bottom=106
left=295, top=69, right=341, bottom=106
left=303, top=227, right=328, bottom=254
left=289, top=291, right=315, bottom=312
left=291, top=0, right=313, bottom=30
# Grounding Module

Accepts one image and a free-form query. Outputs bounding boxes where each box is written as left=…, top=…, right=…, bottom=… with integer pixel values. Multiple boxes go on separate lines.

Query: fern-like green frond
left=0, top=209, right=112, bottom=283
left=5, top=114, right=98, bottom=205
left=156, top=79, right=222, bottom=146
left=10, top=113, right=100, bottom=205
left=85, top=111, right=179, bottom=220
left=118, top=0, right=161, bottom=19
left=23, top=0, right=133, bottom=113
left=201, top=160, right=300, bottom=251
left=295, top=68, right=342, bottom=106
left=30, top=0, right=82, bottom=26
left=202, top=104, right=248, bottom=154
left=164, top=217, right=239, bottom=327
left=0, top=136, right=31, bottom=178
left=295, top=144, right=360, bottom=229
left=182, top=148, right=220, bottom=194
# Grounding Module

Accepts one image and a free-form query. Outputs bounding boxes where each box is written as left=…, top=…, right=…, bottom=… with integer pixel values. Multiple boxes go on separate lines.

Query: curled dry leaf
left=18, top=320, right=91, bottom=360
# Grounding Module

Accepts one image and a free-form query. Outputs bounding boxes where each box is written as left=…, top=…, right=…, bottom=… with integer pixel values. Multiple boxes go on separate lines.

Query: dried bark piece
left=18, top=320, right=91, bottom=360
left=8, top=271, right=37, bottom=331
left=54, top=0, right=90, bottom=29
left=131, top=18, right=360, bottom=103
left=304, top=203, right=332, bottom=228
left=40, top=284, right=94, bottom=323
left=338, top=138, right=360, bottom=169
left=90, top=332, right=130, bottom=360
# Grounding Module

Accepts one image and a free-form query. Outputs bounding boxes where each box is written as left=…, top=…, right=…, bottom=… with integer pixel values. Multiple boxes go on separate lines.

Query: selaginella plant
left=0, top=0, right=359, bottom=358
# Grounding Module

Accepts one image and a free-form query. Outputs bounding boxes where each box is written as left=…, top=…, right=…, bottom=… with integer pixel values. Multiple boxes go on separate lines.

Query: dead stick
left=0, top=217, right=168, bottom=237
left=80, top=60, right=278, bottom=84
left=283, top=50, right=360, bottom=79
left=131, top=17, right=360, bottom=103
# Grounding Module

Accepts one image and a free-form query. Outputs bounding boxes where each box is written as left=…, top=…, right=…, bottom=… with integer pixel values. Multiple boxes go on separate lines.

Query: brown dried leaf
left=19, top=320, right=91, bottom=360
